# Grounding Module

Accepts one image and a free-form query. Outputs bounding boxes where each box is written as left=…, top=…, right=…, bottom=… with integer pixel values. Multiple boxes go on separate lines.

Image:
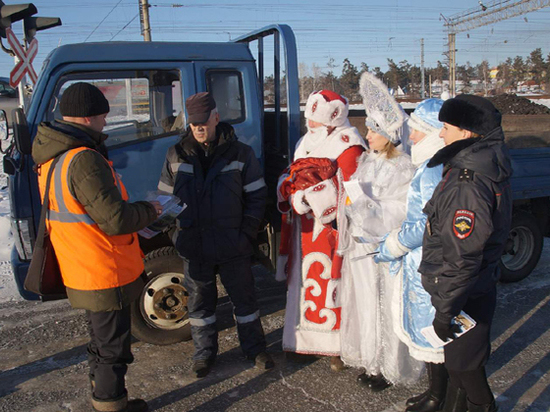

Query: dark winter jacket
left=31, top=120, right=157, bottom=311
left=158, top=122, right=267, bottom=263
left=418, top=127, right=513, bottom=324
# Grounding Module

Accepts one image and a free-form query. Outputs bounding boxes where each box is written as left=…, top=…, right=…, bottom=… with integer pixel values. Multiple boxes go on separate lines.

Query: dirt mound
left=488, top=94, right=550, bottom=115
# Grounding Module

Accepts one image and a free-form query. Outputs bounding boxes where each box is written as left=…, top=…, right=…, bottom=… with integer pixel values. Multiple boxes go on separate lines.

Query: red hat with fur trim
left=305, top=90, right=349, bottom=127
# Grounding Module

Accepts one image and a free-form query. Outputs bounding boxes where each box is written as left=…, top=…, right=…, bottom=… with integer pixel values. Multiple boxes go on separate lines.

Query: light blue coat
left=376, top=160, right=444, bottom=362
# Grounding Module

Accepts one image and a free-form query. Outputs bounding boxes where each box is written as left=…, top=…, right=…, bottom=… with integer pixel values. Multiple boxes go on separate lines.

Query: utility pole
left=448, top=33, right=456, bottom=97
left=420, top=38, right=425, bottom=99
left=443, top=0, right=550, bottom=97
left=139, top=0, right=151, bottom=41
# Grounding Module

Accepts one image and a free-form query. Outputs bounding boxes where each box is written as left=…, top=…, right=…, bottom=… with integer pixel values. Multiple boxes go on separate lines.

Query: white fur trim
left=291, top=190, right=311, bottom=215
left=305, top=90, right=349, bottom=128
left=304, top=179, right=338, bottom=224
left=385, top=229, right=410, bottom=259
left=408, top=112, right=437, bottom=136
left=294, top=125, right=366, bottom=161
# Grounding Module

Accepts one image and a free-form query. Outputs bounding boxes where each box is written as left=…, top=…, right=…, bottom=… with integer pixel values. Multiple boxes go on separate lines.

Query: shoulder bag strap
left=34, top=156, right=62, bottom=250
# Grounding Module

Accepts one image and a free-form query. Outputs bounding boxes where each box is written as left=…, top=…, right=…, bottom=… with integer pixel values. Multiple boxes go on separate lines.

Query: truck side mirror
left=12, top=107, right=31, bottom=155
left=0, top=109, right=7, bottom=140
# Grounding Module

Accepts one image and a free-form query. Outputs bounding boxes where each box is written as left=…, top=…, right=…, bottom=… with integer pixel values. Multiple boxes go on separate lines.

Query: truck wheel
left=500, top=212, right=543, bottom=283
left=131, top=247, right=191, bottom=345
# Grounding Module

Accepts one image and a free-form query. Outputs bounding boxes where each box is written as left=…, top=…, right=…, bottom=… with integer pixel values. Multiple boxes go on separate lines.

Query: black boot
left=466, top=398, right=498, bottom=412
left=440, top=384, right=468, bottom=412
left=406, top=363, right=448, bottom=412
left=406, top=362, right=438, bottom=406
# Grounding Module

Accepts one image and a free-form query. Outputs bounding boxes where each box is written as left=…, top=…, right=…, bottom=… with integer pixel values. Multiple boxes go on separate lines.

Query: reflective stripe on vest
left=39, top=147, right=144, bottom=291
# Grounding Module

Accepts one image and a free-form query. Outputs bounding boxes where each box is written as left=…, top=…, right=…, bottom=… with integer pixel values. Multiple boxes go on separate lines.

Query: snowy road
left=0, top=255, right=548, bottom=412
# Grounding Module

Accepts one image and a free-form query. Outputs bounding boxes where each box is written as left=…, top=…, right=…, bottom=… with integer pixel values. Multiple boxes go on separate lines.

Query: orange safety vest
left=37, top=147, right=144, bottom=291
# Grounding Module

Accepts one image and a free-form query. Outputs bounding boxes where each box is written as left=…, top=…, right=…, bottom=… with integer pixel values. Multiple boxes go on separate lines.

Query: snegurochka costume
left=375, top=98, right=448, bottom=412
left=338, top=72, right=422, bottom=386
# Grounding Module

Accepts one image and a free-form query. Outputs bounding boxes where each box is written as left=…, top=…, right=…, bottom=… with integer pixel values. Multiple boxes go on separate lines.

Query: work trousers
left=184, top=256, right=267, bottom=361
left=86, top=305, right=133, bottom=401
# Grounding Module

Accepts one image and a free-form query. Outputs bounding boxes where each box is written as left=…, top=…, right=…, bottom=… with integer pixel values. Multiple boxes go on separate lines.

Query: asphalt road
left=0, top=254, right=549, bottom=412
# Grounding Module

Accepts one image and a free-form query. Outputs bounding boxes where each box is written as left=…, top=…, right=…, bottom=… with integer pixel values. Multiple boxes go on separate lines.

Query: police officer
left=419, top=95, right=512, bottom=412
left=32, top=82, right=161, bottom=412
left=158, top=92, right=273, bottom=378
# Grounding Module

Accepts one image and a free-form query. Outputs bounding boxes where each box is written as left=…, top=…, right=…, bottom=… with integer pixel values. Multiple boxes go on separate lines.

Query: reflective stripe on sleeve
left=171, top=163, right=194, bottom=175
left=235, top=310, right=260, bottom=324
left=189, top=314, right=217, bottom=327
left=158, top=181, right=174, bottom=194
left=221, top=161, right=245, bottom=173
left=243, top=178, right=266, bottom=193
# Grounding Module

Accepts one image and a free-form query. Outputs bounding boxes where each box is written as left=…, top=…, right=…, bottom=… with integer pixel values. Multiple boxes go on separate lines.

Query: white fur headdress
left=359, top=72, right=407, bottom=144
left=305, top=90, right=349, bottom=127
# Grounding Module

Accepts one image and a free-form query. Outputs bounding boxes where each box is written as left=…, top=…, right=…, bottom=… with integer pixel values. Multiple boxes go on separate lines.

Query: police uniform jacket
left=158, top=122, right=267, bottom=263
left=418, top=127, right=512, bottom=325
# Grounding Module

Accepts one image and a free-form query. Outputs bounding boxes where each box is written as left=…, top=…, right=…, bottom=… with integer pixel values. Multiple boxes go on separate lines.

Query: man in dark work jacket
left=158, top=92, right=273, bottom=378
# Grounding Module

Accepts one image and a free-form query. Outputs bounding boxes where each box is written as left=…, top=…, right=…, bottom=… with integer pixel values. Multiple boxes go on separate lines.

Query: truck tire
left=131, top=247, right=191, bottom=345
left=499, top=212, right=543, bottom=283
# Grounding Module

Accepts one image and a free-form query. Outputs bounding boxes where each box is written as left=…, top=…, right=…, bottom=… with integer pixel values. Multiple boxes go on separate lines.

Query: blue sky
left=0, top=0, right=549, bottom=79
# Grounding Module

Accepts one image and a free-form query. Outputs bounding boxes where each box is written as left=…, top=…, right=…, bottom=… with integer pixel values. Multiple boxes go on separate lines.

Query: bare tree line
left=264, top=48, right=550, bottom=103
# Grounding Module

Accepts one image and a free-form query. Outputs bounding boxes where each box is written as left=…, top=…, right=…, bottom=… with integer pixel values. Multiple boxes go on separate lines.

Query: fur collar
left=427, top=137, right=481, bottom=168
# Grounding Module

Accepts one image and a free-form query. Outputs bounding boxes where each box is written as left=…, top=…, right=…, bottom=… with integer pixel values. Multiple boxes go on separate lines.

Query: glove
left=374, top=240, right=393, bottom=263
left=433, top=317, right=462, bottom=343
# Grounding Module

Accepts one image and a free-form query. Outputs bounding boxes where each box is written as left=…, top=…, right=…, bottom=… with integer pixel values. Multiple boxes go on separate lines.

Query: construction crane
left=443, top=0, right=550, bottom=96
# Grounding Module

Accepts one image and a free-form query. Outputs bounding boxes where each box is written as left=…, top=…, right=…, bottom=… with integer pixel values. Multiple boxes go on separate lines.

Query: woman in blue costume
left=375, top=98, right=450, bottom=412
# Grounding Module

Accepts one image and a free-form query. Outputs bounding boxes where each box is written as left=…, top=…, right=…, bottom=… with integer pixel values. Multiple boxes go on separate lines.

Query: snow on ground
left=533, top=98, right=550, bottom=109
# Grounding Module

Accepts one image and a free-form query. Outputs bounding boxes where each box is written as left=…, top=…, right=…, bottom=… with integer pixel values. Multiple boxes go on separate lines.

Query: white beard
left=302, top=125, right=330, bottom=155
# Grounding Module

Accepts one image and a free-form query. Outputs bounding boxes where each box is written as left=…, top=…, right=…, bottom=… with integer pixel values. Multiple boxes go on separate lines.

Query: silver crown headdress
left=359, top=72, right=407, bottom=144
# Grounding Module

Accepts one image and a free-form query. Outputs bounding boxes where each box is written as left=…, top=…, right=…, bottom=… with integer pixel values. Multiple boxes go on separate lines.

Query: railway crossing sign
left=6, top=27, right=38, bottom=88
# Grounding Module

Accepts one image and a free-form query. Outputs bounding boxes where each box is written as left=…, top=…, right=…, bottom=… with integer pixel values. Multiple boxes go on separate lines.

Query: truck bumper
left=11, top=247, right=39, bottom=301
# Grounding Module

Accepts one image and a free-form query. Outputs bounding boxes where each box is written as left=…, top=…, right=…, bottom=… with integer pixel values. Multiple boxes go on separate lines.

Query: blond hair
left=379, top=140, right=399, bottom=159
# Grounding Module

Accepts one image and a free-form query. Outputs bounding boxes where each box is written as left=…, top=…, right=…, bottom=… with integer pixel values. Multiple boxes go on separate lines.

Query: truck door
left=193, top=62, right=263, bottom=164
left=38, top=64, right=195, bottom=201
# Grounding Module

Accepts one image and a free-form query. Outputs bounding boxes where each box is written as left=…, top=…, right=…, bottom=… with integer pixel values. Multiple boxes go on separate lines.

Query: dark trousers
left=86, top=305, right=133, bottom=401
left=445, top=287, right=497, bottom=405
left=184, top=256, right=266, bottom=361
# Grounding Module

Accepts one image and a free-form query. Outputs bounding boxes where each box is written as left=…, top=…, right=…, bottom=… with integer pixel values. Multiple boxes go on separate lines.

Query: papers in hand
left=138, top=194, right=186, bottom=239
left=421, top=311, right=477, bottom=348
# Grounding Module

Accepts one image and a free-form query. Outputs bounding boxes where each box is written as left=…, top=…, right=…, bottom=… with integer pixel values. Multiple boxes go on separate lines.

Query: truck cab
left=4, top=25, right=300, bottom=345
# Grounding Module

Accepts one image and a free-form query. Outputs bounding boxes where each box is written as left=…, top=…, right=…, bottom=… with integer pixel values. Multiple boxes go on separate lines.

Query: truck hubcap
left=141, top=272, right=189, bottom=330
left=501, top=226, right=533, bottom=271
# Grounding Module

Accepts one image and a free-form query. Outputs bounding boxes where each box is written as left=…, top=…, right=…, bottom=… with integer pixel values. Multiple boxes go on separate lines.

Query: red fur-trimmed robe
left=277, top=125, right=365, bottom=355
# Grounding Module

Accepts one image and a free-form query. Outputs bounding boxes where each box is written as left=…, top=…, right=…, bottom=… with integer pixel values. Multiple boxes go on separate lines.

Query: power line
left=84, top=0, right=125, bottom=42
left=110, top=13, right=139, bottom=41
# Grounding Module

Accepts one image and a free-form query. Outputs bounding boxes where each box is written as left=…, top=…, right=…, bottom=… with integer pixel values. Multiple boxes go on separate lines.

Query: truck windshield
left=45, top=70, right=183, bottom=148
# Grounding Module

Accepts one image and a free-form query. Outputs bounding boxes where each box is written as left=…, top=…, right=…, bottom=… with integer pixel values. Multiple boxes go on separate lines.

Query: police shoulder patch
left=453, top=209, right=475, bottom=239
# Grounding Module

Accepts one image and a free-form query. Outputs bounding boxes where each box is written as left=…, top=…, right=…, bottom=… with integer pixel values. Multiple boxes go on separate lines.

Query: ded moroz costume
left=276, top=90, right=366, bottom=359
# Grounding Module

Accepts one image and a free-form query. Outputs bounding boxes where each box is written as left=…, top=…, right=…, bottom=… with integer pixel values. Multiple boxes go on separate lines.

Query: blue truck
left=2, top=24, right=548, bottom=345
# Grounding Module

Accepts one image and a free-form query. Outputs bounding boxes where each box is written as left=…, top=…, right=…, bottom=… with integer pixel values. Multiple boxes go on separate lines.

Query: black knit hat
left=59, top=82, right=110, bottom=117
left=438, top=94, right=501, bottom=136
